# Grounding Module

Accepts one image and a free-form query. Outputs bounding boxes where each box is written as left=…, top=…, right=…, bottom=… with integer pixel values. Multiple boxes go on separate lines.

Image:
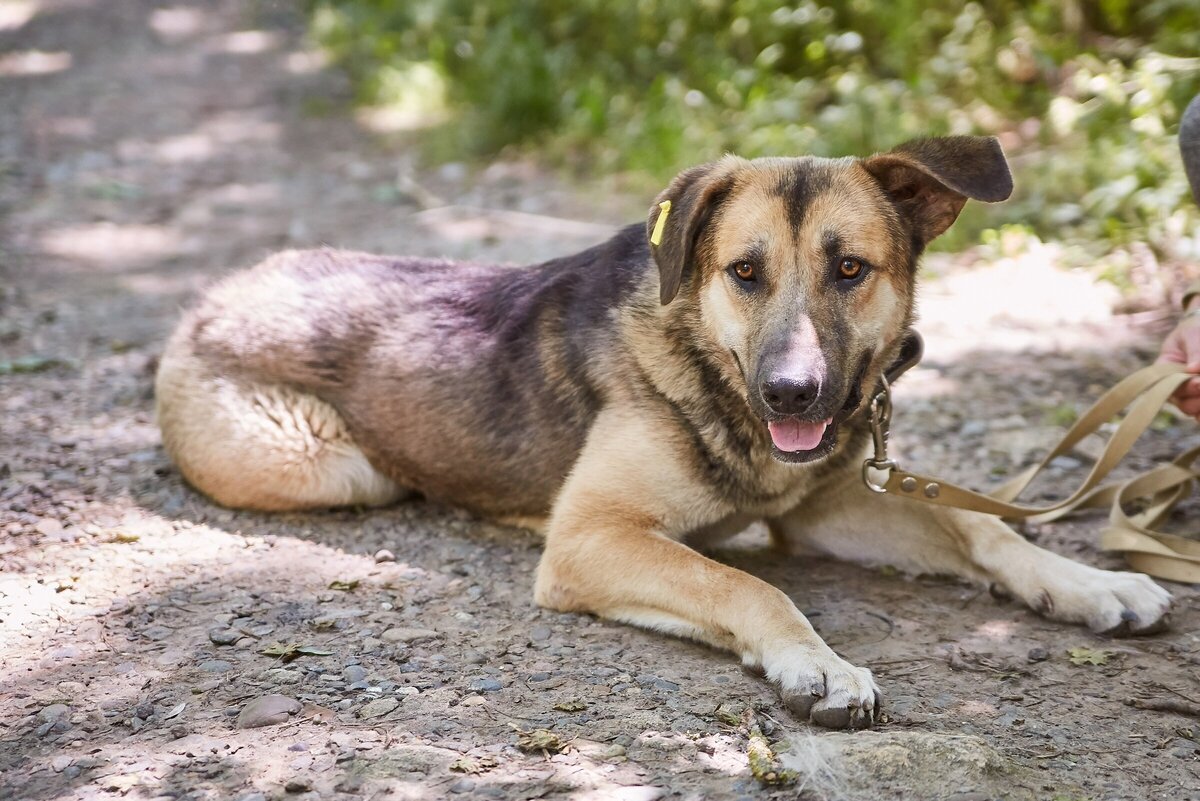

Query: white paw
left=759, top=643, right=880, bottom=728
left=1004, top=555, right=1172, bottom=636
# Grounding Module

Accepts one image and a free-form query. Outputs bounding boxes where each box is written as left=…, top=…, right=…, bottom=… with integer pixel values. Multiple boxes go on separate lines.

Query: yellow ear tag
left=650, top=200, right=671, bottom=246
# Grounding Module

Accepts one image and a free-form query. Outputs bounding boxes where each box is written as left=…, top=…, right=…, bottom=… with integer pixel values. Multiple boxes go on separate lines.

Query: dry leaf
left=552, top=700, right=587, bottom=712
left=517, top=729, right=564, bottom=754
left=1067, top=647, right=1111, bottom=666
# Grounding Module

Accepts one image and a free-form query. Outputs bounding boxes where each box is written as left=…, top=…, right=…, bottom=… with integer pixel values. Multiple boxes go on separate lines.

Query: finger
left=1176, top=396, right=1200, bottom=418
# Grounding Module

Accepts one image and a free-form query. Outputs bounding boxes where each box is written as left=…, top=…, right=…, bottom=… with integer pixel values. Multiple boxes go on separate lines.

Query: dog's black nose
left=761, top=378, right=819, bottom=415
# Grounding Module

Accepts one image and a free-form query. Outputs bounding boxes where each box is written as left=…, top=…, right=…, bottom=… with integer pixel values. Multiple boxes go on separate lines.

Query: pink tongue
left=768, top=418, right=831, bottom=452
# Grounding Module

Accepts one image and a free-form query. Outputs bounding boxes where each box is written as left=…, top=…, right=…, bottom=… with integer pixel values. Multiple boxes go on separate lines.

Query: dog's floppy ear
left=648, top=157, right=742, bottom=305
left=862, top=136, right=1013, bottom=246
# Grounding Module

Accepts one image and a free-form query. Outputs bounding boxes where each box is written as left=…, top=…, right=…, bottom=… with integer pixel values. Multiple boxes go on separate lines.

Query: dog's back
left=156, top=231, right=651, bottom=515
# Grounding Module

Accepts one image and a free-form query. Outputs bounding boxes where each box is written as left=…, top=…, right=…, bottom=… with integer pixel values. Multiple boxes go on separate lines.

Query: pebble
left=1049, top=455, right=1083, bottom=471
left=469, top=678, right=503, bottom=693
left=959, top=420, right=987, bottom=437
left=381, top=627, right=438, bottom=643
left=374, top=548, right=395, bottom=563
left=530, top=626, right=552, bottom=642
left=40, top=704, right=71, bottom=722
left=208, top=627, right=241, bottom=646
left=1027, top=647, right=1050, bottom=663
left=236, top=794, right=267, bottom=801
left=344, top=665, right=368, bottom=684
left=448, top=778, right=476, bottom=794
left=51, top=755, right=72, bottom=772
left=236, top=695, right=301, bottom=729
left=35, top=517, right=64, bottom=537
left=358, top=697, right=400, bottom=719
left=199, top=660, right=234, bottom=673
left=529, top=672, right=551, bottom=682
left=284, top=778, right=312, bottom=793
left=142, top=625, right=173, bottom=641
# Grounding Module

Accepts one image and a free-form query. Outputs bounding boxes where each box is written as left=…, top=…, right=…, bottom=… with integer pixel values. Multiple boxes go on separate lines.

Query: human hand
left=1159, top=306, right=1200, bottom=420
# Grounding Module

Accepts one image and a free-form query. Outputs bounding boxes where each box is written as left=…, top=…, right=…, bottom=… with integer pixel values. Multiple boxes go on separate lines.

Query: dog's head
left=648, top=136, right=1012, bottom=463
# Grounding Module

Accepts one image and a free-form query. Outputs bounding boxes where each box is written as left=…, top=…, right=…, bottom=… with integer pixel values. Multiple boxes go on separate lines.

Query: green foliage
left=306, top=0, right=1200, bottom=255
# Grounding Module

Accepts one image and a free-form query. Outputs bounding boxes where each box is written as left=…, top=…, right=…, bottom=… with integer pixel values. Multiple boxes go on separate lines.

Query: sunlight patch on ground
left=210, top=30, right=283, bottom=55
left=917, top=243, right=1126, bottom=361
left=113, top=111, right=281, bottom=166
left=285, top=49, right=328, bottom=75
left=972, top=619, right=1018, bottom=641
left=148, top=7, right=205, bottom=41
left=40, top=222, right=184, bottom=267
left=0, top=49, right=72, bottom=77
left=0, top=0, right=38, bottom=31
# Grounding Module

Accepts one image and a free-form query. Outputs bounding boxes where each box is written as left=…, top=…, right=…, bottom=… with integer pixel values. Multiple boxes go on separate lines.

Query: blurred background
left=305, top=0, right=1200, bottom=299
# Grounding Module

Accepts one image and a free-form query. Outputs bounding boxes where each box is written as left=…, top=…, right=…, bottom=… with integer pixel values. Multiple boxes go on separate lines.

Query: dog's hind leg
left=156, top=348, right=405, bottom=512
left=771, top=467, right=1172, bottom=636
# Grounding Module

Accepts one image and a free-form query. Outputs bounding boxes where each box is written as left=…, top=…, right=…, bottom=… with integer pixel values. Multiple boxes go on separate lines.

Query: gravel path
left=3, top=2, right=1199, bottom=800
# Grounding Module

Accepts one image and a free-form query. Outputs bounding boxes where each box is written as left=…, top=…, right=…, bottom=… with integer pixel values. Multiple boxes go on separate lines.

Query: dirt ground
left=3, top=2, right=1200, bottom=800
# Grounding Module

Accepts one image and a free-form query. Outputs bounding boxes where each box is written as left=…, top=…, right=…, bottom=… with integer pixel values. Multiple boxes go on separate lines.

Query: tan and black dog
left=156, top=137, right=1171, bottom=729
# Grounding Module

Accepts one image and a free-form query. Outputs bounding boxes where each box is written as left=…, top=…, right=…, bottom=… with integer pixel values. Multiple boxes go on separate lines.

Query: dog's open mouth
left=764, top=353, right=872, bottom=464
left=766, top=416, right=839, bottom=463
left=768, top=418, right=832, bottom=453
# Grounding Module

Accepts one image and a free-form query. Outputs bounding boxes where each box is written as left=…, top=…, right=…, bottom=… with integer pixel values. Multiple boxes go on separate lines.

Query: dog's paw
left=759, top=644, right=880, bottom=729
left=1004, top=556, right=1171, bottom=636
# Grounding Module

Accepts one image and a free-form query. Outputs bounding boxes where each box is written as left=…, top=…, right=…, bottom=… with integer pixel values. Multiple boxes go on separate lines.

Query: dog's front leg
left=772, top=467, right=1172, bottom=635
left=534, top=410, right=880, bottom=729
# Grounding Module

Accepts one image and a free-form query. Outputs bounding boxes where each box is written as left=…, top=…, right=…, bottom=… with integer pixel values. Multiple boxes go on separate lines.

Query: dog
left=156, top=136, right=1171, bottom=729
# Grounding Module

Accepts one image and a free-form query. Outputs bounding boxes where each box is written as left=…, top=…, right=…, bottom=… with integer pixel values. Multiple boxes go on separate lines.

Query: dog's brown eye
left=838, top=258, right=865, bottom=281
left=733, top=261, right=756, bottom=281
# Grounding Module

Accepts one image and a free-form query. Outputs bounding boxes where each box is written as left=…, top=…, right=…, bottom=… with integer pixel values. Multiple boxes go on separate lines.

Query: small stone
left=530, top=626, right=552, bottom=642
left=343, top=665, right=368, bottom=684
left=358, top=697, right=400, bottom=719
left=142, top=625, right=173, bottom=641
left=35, top=517, right=64, bottom=537
left=601, top=744, right=626, bottom=759
left=449, top=778, right=476, bottom=794
left=469, top=678, right=503, bottom=693
left=529, top=672, right=551, bottom=682
left=236, top=794, right=267, bottom=801
left=39, top=704, right=70, bottom=723
left=285, top=778, right=312, bottom=793
left=51, top=755, right=72, bottom=773
left=1027, top=647, right=1050, bottom=663
left=959, top=420, right=987, bottom=437
left=1049, top=455, right=1083, bottom=471
left=236, top=695, right=301, bottom=729
left=208, top=628, right=241, bottom=646
left=374, top=549, right=395, bottom=563
left=199, top=660, right=234, bottom=673
left=381, top=627, right=438, bottom=643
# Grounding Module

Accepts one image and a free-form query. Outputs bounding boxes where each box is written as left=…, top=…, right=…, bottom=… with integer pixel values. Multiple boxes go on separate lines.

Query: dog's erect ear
left=648, top=157, right=742, bottom=305
left=862, top=136, right=1013, bottom=246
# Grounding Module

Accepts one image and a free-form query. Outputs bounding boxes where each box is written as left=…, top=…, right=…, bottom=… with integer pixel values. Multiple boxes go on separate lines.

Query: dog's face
left=649, top=137, right=1012, bottom=463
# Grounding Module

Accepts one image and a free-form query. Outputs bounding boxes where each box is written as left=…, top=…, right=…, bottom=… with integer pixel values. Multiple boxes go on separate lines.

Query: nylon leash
left=863, top=330, right=1199, bottom=583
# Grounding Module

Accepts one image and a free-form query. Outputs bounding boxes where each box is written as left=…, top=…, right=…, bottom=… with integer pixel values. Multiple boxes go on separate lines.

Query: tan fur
left=157, top=139, right=1170, bottom=729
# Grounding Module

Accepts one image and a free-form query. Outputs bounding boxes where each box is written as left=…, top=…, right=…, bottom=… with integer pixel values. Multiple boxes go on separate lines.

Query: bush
left=306, top=0, right=1200, bottom=260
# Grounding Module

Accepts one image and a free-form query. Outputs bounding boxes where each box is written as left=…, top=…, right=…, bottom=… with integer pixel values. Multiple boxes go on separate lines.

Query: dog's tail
left=1182, top=93, right=1200, bottom=205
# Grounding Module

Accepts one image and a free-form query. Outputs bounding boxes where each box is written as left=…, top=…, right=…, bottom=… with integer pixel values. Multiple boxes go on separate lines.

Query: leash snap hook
left=862, top=375, right=895, bottom=493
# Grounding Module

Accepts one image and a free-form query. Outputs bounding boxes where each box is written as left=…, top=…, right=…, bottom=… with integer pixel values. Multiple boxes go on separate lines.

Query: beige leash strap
left=863, top=356, right=1199, bottom=583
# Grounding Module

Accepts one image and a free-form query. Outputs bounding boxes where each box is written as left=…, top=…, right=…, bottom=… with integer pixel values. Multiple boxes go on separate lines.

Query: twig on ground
left=1125, top=697, right=1200, bottom=719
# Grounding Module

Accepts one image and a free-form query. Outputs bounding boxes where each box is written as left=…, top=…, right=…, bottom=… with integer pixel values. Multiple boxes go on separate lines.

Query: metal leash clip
left=862, top=375, right=895, bottom=493
left=862, top=330, right=922, bottom=493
